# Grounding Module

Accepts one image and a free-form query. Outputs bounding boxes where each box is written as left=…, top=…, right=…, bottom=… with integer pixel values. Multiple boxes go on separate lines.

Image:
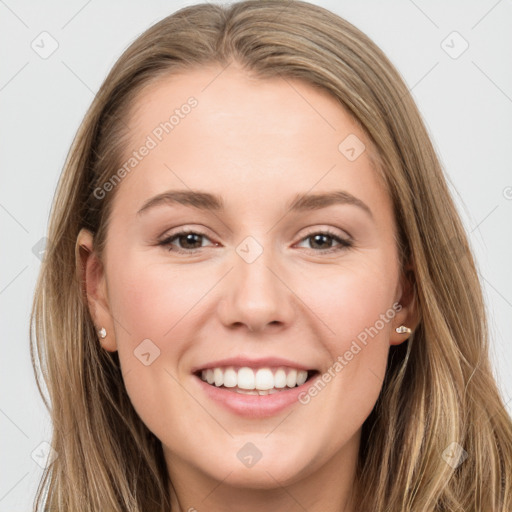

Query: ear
left=389, top=261, right=420, bottom=346
left=75, top=228, right=117, bottom=352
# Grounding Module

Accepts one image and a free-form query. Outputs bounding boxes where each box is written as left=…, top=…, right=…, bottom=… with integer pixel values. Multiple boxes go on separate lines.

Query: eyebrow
left=136, top=189, right=373, bottom=219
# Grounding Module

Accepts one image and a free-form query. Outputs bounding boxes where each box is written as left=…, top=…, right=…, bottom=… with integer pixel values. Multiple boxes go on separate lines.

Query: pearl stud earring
left=98, top=327, right=107, bottom=339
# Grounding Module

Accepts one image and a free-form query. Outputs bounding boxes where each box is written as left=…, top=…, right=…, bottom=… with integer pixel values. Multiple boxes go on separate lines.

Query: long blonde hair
left=30, top=1, right=512, bottom=510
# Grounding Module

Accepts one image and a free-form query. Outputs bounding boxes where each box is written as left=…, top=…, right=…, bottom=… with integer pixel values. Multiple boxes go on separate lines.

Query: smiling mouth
left=194, top=366, right=319, bottom=395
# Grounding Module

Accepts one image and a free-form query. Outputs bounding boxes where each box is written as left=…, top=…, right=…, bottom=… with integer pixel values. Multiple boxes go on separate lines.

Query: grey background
left=1, top=0, right=511, bottom=510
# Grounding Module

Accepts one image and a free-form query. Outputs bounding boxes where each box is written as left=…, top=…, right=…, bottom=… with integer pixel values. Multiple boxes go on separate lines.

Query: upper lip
left=191, top=356, right=315, bottom=373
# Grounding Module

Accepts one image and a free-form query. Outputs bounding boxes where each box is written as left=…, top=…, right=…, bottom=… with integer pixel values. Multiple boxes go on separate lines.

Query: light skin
left=78, top=62, right=417, bottom=512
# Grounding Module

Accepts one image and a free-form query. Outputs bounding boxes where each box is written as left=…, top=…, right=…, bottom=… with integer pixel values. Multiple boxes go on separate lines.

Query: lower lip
left=194, top=374, right=318, bottom=418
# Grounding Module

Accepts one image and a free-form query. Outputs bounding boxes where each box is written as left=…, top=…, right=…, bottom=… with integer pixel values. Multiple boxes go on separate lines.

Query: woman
left=30, top=1, right=512, bottom=510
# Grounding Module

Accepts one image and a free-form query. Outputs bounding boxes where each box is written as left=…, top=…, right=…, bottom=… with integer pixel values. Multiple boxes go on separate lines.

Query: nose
left=217, top=247, right=296, bottom=334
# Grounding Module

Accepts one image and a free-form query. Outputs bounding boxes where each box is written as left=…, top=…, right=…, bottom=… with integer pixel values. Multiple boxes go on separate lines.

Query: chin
left=203, top=450, right=311, bottom=489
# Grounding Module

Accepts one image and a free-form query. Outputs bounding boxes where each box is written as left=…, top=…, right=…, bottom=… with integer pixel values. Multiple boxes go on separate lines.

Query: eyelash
left=157, top=228, right=353, bottom=255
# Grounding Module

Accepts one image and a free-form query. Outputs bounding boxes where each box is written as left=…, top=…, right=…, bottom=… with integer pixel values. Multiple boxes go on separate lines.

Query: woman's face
left=83, top=63, right=413, bottom=493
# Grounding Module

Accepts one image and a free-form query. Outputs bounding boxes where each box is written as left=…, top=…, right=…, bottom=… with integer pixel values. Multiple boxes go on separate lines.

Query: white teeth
left=255, top=368, right=274, bottom=390
left=223, top=367, right=237, bottom=388
left=199, top=365, right=311, bottom=392
left=286, top=369, right=297, bottom=388
left=274, top=368, right=287, bottom=388
left=235, top=388, right=258, bottom=395
left=214, top=368, right=224, bottom=387
left=237, top=367, right=255, bottom=390
left=296, top=370, right=308, bottom=386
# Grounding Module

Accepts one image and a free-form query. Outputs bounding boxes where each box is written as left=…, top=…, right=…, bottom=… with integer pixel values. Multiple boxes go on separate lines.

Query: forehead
left=111, top=63, right=388, bottom=218
left=127, top=63, right=370, bottom=156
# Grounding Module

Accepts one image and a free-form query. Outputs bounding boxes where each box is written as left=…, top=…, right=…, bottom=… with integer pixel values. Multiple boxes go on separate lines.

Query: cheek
left=305, top=255, right=397, bottom=346
left=107, top=252, right=213, bottom=343
left=103, top=255, right=192, bottom=406
left=105, top=261, right=202, bottom=442
left=299, top=256, right=396, bottom=413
